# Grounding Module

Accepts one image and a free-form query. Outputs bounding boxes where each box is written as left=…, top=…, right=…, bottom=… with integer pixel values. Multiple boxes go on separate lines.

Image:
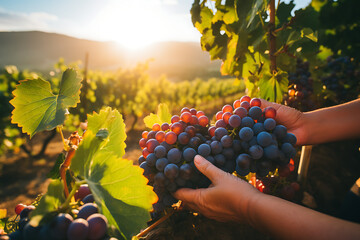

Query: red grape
left=190, top=108, right=197, bottom=115
left=15, top=204, right=26, bottom=215
left=240, top=101, right=250, bottom=110
left=185, top=126, right=196, bottom=137
left=240, top=95, right=251, bottom=102
left=250, top=98, right=261, bottom=107
left=155, top=131, right=165, bottom=143
left=142, top=148, right=150, bottom=158
left=161, top=123, right=170, bottom=131
left=74, top=184, right=91, bottom=201
left=216, top=111, right=223, bottom=120
left=264, top=107, right=276, bottom=119
left=215, top=119, right=227, bottom=128
left=146, top=139, right=159, bottom=153
left=233, top=107, right=248, bottom=118
left=181, top=107, right=190, bottom=113
left=196, top=111, right=205, bottom=118
left=171, top=122, right=183, bottom=135
left=147, top=131, right=157, bottom=140
left=233, top=99, right=241, bottom=109
left=222, top=104, right=233, bottom=113
left=180, top=112, right=192, bottom=123
left=165, top=131, right=177, bottom=145
left=171, top=115, right=180, bottom=123
left=222, top=112, right=232, bottom=124
left=152, top=123, right=161, bottom=131
left=141, top=131, right=148, bottom=139
left=198, top=116, right=209, bottom=127
left=208, top=126, right=216, bottom=137
left=189, top=116, right=199, bottom=125
left=139, top=138, right=147, bottom=148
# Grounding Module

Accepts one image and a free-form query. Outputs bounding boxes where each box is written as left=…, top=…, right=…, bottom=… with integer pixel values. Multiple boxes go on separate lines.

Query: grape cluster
left=6, top=185, right=116, bottom=240
left=283, top=59, right=316, bottom=112
left=139, top=97, right=297, bottom=212
left=320, top=56, right=360, bottom=104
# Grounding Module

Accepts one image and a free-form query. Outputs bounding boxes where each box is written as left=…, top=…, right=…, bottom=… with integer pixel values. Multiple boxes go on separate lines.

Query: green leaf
left=29, top=179, right=65, bottom=227
left=301, top=28, right=318, bottom=42
left=71, top=109, right=157, bottom=240
left=277, top=0, right=295, bottom=26
left=47, top=153, right=65, bottom=179
left=10, top=68, right=82, bottom=138
left=86, top=107, right=126, bottom=159
left=259, top=70, right=288, bottom=103
left=143, top=103, right=171, bottom=129
left=247, top=0, right=264, bottom=28
left=311, top=0, right=327, bottom=11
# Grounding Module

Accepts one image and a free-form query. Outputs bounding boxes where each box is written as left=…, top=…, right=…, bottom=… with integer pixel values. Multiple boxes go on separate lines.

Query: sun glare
left=91, top=0, right=168, bottom=50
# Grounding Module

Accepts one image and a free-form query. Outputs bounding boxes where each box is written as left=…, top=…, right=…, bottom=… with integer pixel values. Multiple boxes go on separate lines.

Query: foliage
left=190, top=0, right=318, bottom=102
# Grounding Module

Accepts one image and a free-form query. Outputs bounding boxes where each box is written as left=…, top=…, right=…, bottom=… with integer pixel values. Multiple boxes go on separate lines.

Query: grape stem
left=57, top=126, right=70, bottom=152
left=136, top=207, right=178, bottom=238
left=60, top=148, right=76, bottom=197
left=60, top=179, right=87, bottom=211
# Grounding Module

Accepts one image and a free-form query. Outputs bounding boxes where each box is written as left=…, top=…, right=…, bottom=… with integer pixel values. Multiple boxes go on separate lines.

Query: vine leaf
left=29, top=179, right=65, bottom=227
left=71, top=108, right=157, bottom=240
left=259, top=70, right=288, bottom=103
left=10, top=68, right=82, bottom=138
left=144, top=103, right=172, bottom=129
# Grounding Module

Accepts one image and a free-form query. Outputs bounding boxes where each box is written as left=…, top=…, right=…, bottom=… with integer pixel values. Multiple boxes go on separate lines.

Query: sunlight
left=91, top=0, right=169, bottom=50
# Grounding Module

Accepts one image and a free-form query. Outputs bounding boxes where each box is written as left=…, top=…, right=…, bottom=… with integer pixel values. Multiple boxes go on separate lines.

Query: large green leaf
left=71, top=109, right=157, bottom=240
left=10, top=68, right=82, bottom=138
left=259, top=70, right=288, bottom=103
left=143, top=103, right=172, bottom=129
left=29, top=179, right=65, bottom=226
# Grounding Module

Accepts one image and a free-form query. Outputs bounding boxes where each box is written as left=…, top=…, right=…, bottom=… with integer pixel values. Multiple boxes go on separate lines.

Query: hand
left=174, top=155, right=261, bottom=223
left=260, top=99, right=306, bottom=145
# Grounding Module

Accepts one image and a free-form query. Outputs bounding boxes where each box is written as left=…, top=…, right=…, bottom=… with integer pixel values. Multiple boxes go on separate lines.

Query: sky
left=0, top=0, right=311, bottom=49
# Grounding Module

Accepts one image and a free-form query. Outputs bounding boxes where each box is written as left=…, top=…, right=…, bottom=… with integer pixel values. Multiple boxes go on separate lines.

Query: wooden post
left=297, top=145, right=313, bottom=185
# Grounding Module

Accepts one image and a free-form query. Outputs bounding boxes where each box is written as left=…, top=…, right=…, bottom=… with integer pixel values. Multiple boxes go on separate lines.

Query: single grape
left=178, top=132, right=190, bottom=145
left=155, top=158, right=169, bottom=172
left=167, top=148, right=182, bottom=164
left=147, top=131, right=157, bottom=140
left=281, top=142, right=296, bottom=158
left=264, top=145, right=279, bottom=159
left=154, top=145, right=167, bottom=158
left=161, top=123, right=170, bottom=131
left=233, top=107, right=248, bottom=118
left=180, top=164, right=193, bottom=180
left=142, top=148, right=150, bottom=158
left=141, top=131, right=148, bottom=139
left=146, top=139, right=159, bottom=153
left=171, top=122, right=184, bottom=135
left=229, top=115, right=241, bottom=128
left=154, top=172, right=166, bottom=186
left=140, top=162, right=153, bottom=177
left=210, top=141, right=223, bottom=155
left=15, top=204, right=26, bottom=215
left=215, top=119, right=227, bottom=128
left=164, top=164, right=179, bottom=180
left=189, top=136, right=201, bottom=148
left=77, top=203, right=98, bottom=219
left=250, top=98, right=261, bottom=107
left=236, top=154, right=251, bottom=169
left=181, top=107, right=190, bottom=113
left=222, top=147, right=235, bottom=161
left=198, top=143, right=211, bottom=157
left=22, top=223, right=41, bottom=240
left=240, top=95, right=251, bottom=102
left=249, top=136, right=258, bottom=146
left=67, top=218, right=89, bottom=240
left=284, top=133, right=297, bottom=145
left=264, top=118, right=276, bottom=131
left=180, top=112, right=192, bottom=123
left=166, top=181, right=178, bottom=192
left=208, top=126, right=216, bottom=137
left=239, top=127, right=254, bottom=141
left=82, top=194, right=95, bottom=204
left=257, top=132, right=272, bottom=147
left=185, top=126, right=196, bottom=137
left=152, top=123, right=161, bottom=131
left=221, top=135, right=233, bottom=148
left=240, top=116, right=254, bottom=128
left=160, top=141, right=172, bottom=152
left=233, top=99, right=241, bottom=109
left=222, top=104, right=233, bottom=113
left=155, top=131, right=165, bottom=143
left=183, top=148, right=197, bottom=162
left=196, top=111, right=205, bottom=118
left=236, top=165, right=250, bottom=176
left=240, top=101, right=250, bottom=110
left=214, top=154, right=226, bottom=167
left=249, top=145, right=264, bottom=159
left=165, top=131, right=177, bottom=145
left=171, top=115, right=180, bottom=123
left=216, top=111, right=223, bottom=120
left=139, top=138, right=146, bottom=149
left=248, top=106, right=262, bottom=120
left=264, top=107, right=276, bottom=119
left=145, top=153, right=157, bottom=167
left=273, top=125, right=287, bottom=139
left=87, top=214, right=108, bottom=240
left=205, top=155, right=216, bottom=165
left=198, top=116, right=209, bottom=127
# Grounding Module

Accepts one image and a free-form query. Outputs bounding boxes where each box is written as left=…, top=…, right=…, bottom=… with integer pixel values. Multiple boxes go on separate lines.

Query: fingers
left=260, top=99, right=281, bottom=110
left=173, top=187, right=199, bottom=203
left=194, top=155, right=225, bottom=184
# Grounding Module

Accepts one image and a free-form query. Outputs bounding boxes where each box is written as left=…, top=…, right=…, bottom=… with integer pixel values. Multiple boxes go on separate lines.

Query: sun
left=90, top=0, right=168, bottom=50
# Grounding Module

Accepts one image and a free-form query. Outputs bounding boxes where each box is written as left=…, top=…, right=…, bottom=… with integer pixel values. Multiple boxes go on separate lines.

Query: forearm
left=247, top=193, right=360, bottom=240
left=302, top=99, right=360, bottom=145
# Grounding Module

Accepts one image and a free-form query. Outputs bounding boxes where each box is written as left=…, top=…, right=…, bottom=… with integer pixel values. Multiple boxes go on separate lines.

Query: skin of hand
left=174, top=155, right=261, bottom=223
left=260, top=99, right=306, bottom=145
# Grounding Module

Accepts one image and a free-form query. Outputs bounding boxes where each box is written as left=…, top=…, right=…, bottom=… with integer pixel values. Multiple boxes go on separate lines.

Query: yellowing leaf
left=143, top=103, right=171, bottom=129
left=10, top=68, right=82, bottom=138
left=0, top=209, right=6, bottom=219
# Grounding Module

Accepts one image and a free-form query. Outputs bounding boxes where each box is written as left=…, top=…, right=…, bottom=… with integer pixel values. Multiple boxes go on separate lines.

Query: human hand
left=174, top=155, right=261, bottom=223
left=260, top=99, right=306, bottom=145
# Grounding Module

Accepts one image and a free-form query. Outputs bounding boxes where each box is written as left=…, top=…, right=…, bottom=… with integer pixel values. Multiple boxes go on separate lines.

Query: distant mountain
left=0, top=31, right=223, bottom=81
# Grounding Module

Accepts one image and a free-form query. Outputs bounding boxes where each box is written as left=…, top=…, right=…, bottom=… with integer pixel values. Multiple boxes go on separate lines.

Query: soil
left=0, top=112, right=359, bottom=239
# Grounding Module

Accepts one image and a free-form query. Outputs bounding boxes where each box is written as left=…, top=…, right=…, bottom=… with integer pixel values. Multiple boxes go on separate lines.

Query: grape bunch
left=320, top=56, right=360, bottom=104
left=283, top=59, right=316, bottom=112
left=5, top=185, right=116, bottom=240
left=138, top=97, right=297, bottom=212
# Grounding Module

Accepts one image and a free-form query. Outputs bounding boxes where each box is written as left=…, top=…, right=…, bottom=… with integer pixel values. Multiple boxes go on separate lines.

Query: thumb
left=194, top=155, right=225, bottom=184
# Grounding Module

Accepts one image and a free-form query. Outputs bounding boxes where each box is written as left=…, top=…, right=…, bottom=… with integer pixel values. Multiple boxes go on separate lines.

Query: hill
left=0, top=31, right=222, bottom=81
